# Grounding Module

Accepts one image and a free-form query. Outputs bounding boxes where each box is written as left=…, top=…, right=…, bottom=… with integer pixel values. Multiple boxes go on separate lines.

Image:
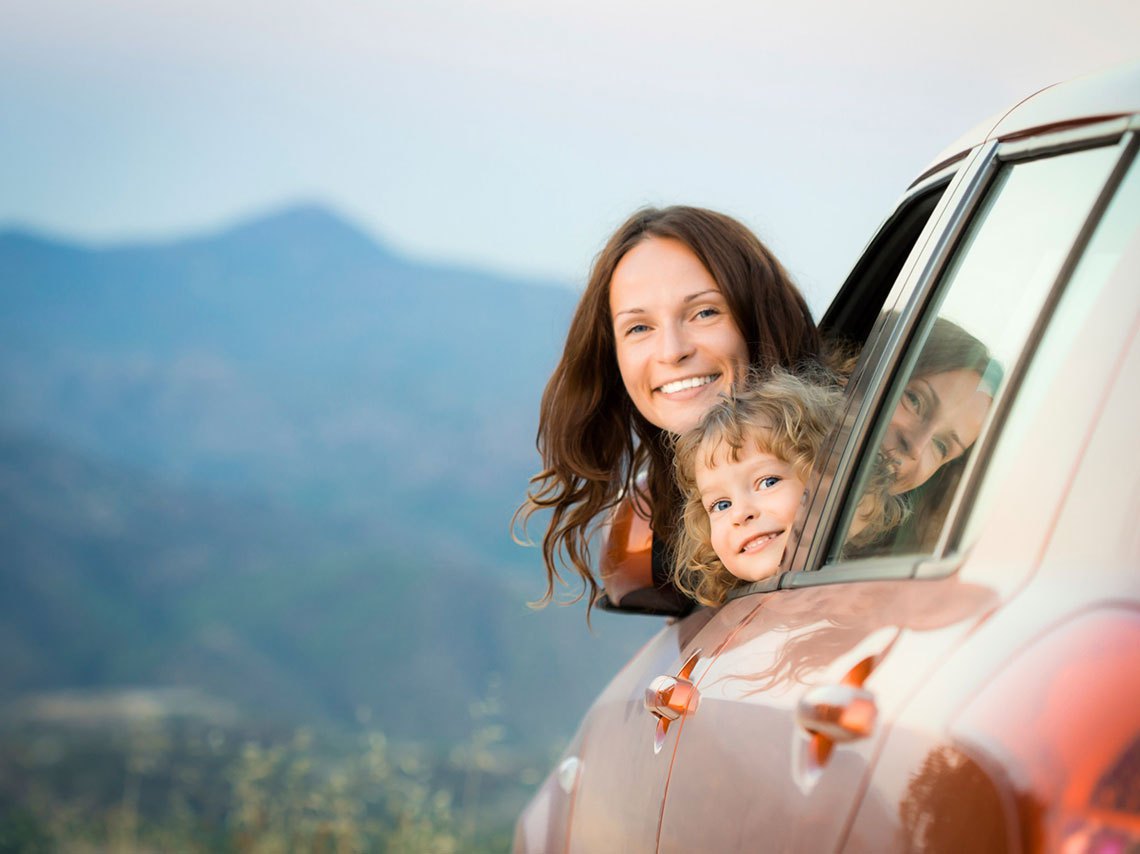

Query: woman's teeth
left=659, top=375, right=717, bottom=395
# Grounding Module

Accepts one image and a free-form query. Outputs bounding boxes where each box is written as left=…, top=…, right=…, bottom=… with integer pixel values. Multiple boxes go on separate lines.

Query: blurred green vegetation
left=0, top=681, right=549, bottom=852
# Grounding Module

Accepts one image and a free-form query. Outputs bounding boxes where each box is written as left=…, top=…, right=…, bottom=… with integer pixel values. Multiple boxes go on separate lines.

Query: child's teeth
left=742, top=533, right=776, bottom=553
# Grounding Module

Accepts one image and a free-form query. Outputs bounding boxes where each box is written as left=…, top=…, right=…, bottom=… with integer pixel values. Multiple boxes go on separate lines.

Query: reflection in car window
left=962, top=154, right=1140, bottom=548
left=829, top=143, right=1122, bottom=564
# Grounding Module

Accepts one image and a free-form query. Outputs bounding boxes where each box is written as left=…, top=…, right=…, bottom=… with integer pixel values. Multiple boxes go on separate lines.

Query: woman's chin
left=888, top=475, right=917, bottom=496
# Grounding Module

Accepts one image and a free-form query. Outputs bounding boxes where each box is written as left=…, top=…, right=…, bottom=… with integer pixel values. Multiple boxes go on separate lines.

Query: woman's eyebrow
left=613, top=307, right=646, bottom=320
left=682, top=289, right=722, bottom=304
left=614, top=289, right=722, bottom=320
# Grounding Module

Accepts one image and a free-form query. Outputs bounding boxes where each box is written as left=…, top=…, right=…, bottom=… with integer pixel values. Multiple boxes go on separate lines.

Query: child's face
left=694, top=439, right=806, bottom=583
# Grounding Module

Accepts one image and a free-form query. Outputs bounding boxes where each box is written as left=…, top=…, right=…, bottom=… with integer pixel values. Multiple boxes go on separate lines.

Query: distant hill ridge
left=0, top=202, right=650, bottom=746
left=0, top=200, right=581, bottom=561
left=1, top=203, right=388, bottom=255
left=1, top=203, right=571, bottom=290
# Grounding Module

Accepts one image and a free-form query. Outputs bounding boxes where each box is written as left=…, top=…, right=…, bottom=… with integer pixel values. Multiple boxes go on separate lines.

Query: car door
left=562, top=600, right=743, bottom=851
left=842, top=130, right=1140, bottom=853
left=654, top=122, right=1136, bottom=852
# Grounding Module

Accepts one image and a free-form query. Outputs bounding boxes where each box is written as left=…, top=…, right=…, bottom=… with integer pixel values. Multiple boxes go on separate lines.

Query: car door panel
left=566, top=600, right=763, bottom=852
left=656, top=577, right=999, bottom=852
left=564, top=620, right=689, bottom=853
left=843, top=219, right=1140, bottom=853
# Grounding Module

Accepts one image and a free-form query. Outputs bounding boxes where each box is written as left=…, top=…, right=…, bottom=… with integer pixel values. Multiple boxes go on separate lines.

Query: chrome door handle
left=796, top=683, right=877, bottom=742
left=644, top=649, right=701, bottom=753
left=644, top=674, right=697, bottom=722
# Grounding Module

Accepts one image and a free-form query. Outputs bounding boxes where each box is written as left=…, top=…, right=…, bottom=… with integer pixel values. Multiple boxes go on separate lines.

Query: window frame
left=719, top=160, right=969, bottom=598
left=729, top=118, right=1140, bottom=601
left=776, top=137, right=1001, bottom=588
left=924, top=123, right=1140, bottom=575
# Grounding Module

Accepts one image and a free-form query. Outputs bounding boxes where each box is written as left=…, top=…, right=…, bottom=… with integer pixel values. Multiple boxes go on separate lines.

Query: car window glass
left=827, top=143, right=1122, bottom=564
left=961, top=154, right=1140, bottom=548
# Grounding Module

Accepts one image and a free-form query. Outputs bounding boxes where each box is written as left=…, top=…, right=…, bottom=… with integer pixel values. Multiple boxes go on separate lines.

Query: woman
left=844, top=316, right=1000, bottom=556
left=882, top=317, right=995, bottom=497
left=516, top=206, right=821, bottom=611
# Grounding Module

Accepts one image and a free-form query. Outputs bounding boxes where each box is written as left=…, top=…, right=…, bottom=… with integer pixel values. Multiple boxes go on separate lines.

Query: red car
left=516, top=62, right=1140, bottom=853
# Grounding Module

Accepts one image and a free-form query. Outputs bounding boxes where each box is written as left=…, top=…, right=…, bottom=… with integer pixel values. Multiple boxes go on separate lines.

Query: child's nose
left=731, top=501, right=757, bottom=525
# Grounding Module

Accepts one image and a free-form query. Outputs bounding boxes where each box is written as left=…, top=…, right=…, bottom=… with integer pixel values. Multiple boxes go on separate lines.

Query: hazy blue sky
left=2, top=0, right=1137, bottom=311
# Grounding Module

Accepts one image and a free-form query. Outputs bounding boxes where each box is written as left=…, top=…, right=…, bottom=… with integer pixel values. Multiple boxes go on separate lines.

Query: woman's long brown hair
left=516, top=206, right=821, bottom=610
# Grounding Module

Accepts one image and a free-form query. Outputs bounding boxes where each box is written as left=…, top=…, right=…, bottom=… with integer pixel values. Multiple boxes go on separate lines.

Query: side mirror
left=598, top=498, right=694, bottom=617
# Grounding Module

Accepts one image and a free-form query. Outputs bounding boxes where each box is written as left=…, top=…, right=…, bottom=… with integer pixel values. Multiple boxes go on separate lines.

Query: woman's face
left=609, top=237, right=750, bottom=435
left=882, top=368, right=992, bottom=494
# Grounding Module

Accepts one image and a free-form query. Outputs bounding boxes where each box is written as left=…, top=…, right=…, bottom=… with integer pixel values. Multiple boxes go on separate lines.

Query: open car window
left=823, top=139, right=1127, bottom=569
left=819, top=172, right=954, bottom=352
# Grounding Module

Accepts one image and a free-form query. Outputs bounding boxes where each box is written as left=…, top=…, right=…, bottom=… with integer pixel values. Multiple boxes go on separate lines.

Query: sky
left=2, top=0, right=1138, bottom=313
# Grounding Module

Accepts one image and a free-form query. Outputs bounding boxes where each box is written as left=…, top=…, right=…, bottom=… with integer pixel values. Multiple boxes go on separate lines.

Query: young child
left=671, top=370, right=844, bottom=606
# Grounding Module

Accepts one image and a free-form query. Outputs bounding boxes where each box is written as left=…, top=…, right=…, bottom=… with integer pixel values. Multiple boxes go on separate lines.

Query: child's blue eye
left=709, top=498, right=732, bottom=513
left=758, top=476, right=781, bottom=490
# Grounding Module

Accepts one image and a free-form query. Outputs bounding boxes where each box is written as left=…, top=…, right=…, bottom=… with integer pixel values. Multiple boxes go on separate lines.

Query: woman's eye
left=933, top=437, right=950, bottom=459
left=625, top=323, right=650, bottom=336
left=757, top=476, right=781, bottom=490
left=709, top=499, right=732, bottom=513
left=694, top=307, right=720, bottom=320
left=902, top=388, right=923, bottom=414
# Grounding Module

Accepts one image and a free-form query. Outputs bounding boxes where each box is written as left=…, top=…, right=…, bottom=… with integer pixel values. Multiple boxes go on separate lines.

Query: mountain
left=0, top=204, right=577, bottom=570
left=0, top=206, right=656, bottom=747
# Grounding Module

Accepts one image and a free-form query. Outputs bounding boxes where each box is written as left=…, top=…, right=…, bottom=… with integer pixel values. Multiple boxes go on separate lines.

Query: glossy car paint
left=919, top=61, right=1140, bottom=182
left=516, top=64, right=1140, bottom=853
left=845, top=231, right=1140, bottom=851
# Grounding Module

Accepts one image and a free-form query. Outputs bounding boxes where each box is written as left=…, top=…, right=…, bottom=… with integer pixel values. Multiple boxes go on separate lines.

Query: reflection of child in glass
left=672, top=370, right=842, bottom=606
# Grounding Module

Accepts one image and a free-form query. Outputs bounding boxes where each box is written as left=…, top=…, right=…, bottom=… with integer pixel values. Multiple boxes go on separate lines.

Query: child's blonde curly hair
left=671, top=369, right=844, bottom=606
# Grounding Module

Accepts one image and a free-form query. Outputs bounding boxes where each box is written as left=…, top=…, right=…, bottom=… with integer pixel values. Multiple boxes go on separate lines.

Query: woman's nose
left=895, top=430, right=915, bottom=459
left=657, top=323, right=694, bottom=363
left=907, top=424, right=939, bottom=459
left=895, top=423, right=933, bottom=461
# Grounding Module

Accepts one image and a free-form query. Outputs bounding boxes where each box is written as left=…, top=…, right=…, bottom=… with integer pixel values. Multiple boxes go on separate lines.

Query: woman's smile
left=656, top=374, right=720, bottom=396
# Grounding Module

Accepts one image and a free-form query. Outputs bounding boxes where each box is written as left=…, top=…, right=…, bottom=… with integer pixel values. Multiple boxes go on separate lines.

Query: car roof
left=916, top=60, right=1140, bottom=184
